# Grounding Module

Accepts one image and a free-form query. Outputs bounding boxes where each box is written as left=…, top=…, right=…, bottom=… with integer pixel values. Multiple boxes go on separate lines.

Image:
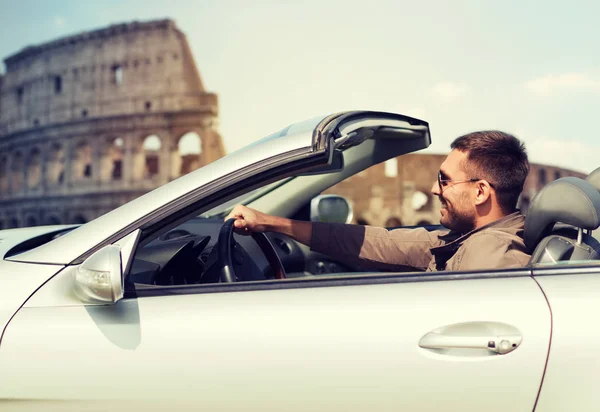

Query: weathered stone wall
left=326, top=154, right=586, bottom=227
left=0, top=20, right=225, bottom=229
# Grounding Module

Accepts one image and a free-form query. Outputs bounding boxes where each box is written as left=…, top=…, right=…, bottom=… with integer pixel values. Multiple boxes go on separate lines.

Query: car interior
left=126, top=182, right=377, bottom=287
left=124, top=159, right=600, bottom=290
left=126, top=125, right=434, bottom=288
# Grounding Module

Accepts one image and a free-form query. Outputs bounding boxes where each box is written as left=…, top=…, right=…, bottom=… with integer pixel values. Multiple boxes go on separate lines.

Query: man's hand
left=224, top=205, right=313, bottom=246
left=225, top=205, right=268, bottom=235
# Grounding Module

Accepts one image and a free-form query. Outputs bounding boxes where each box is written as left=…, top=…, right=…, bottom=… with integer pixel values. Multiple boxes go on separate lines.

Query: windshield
left=199, top=177, right=294, bottom=218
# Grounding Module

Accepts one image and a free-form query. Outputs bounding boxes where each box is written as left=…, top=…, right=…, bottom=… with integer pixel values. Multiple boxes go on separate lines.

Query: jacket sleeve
left=310, top=222, right=441, bottom=271
left=450, top=232, right=530, bottom=271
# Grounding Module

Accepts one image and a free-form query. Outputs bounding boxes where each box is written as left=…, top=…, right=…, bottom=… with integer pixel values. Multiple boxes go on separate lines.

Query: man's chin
left=439, top=215, right=450, bottom=229
left=439, top=208, right=448, bottom=219
left=439, top=214, right=462, bottom=231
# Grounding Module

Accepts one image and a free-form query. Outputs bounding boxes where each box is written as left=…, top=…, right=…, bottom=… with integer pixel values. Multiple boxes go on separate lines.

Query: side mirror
left=74, top=245, right=123, bottom=304
left=310, top=195, right=354, bottom=224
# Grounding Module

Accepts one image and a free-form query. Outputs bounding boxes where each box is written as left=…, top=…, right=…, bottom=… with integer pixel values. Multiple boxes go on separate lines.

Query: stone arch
left=384, top=158, right=398, bottom=178
left=73, top=140, right=93, bottom=181
left=55, top=75, right=63, bottom=94
left=26, top=147, right=42, bottom=189
left=176, top=131, right=203, bottom=176
left=356, top=217, right=370, bottom=225
left=142, top=134, right=162, bottom=179
left=538, top=168, right=547, bottom=186
left=411, top=191, right=432, bottom=212
left=48, top=143, right=65, bottom=185
left=0, top=155, right=8, bottom=192
left=45, top=215, right=62, bottom=225
left=385, top=216, right=403, bottom=227
left=72, top=214, right=87, bottom=224
left=8, top=217, right=19, bottom=229
left=111, top=64, right=123, bottom=85
left=11, top=151, right=24, bottom=192
left=101, top=137, right=124, bottom=182
left=25, top=215, right=39, bottom=227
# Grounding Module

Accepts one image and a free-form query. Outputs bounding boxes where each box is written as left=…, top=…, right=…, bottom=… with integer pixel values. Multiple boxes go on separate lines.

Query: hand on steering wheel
left=219, top=218, right=286, bottom=282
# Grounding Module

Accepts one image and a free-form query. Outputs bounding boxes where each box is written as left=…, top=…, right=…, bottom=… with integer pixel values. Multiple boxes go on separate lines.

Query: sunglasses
left=437, top=170, right=495, bottom=192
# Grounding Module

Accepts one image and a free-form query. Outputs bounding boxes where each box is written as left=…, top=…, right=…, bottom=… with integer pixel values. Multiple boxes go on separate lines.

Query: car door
left=530, top=264, right=600, bottom=411
left=1, top=267, right=550, bottom=411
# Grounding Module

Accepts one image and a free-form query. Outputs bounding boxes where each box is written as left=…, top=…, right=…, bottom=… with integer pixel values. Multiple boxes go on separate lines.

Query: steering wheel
left=218, top=218, right=286, bottom=282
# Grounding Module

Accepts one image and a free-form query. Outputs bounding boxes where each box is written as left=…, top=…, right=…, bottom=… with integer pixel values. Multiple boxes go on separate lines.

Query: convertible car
left=1, top=111, right=600, bottom=411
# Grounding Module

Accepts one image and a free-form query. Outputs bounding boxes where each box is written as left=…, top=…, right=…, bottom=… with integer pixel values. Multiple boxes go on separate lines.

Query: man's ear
left=474, top=181, right=492, bottom=206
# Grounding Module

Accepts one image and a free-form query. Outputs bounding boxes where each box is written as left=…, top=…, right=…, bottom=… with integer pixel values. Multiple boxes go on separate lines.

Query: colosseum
left=0, top=19, right=587, bottom=230
left=0, top=19, right=224, bottom=229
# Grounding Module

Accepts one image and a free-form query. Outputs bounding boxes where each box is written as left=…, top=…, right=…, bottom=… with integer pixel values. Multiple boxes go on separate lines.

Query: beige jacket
left=310, top=212, right=530, bottom=272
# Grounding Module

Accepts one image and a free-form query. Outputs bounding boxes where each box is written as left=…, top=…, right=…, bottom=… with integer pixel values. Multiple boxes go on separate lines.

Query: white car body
left=0, top=111, right=597, bottom=411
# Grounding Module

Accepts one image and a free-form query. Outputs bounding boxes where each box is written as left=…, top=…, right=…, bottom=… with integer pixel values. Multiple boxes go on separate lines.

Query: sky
left=1, top=0, right=599, bottom=172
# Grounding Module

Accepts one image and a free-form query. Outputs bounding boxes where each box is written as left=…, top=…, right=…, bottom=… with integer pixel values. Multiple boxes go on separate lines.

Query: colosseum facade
left=0, top=19, right=224, bottom=229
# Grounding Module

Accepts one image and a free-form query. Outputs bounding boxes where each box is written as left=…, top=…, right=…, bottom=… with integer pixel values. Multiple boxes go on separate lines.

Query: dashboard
left=128, top=218, right=355, bottom=286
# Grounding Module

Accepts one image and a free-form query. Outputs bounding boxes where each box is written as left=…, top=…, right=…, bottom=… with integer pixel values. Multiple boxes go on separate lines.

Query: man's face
left=430, top=149, right=477, bottom=232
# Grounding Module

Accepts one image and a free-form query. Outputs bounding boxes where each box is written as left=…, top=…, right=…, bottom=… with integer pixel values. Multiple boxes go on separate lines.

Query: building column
left=6, top=155, right=12, bottom=195
left=63, top=139, right=73, bottom=189
left=41, top=140, right=50, bottom=195
left=16, top=207, right=25, bottom=228
left=401, top=181, right=416, bottom=226
left=201, top=128, right=225, bottom=165
left=168, top=134, right=181, bottom=181
left=159, top=131, right=171, bottom=185
left=123, top=134, right=135, bottom=187
left=92, top=137, right=103, bottom=186
left=199, top=131, right=207, bottom=167
left=22, top=151, right=29, bottom=196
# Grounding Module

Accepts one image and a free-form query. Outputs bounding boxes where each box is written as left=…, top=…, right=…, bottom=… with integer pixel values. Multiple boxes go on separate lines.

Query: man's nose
left=431, top=180, right=440, bottom=195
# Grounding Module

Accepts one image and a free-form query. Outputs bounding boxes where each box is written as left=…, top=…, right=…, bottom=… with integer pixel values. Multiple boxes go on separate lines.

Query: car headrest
left=524, top=177, right=600, bottom=250
left=586, top=166, right=600, bottom=192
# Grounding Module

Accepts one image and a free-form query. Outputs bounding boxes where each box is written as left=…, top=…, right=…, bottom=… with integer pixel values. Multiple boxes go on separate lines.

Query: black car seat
left=586, top=166, right=600, bottom=191
left=525, top=177, right=600, bottom=265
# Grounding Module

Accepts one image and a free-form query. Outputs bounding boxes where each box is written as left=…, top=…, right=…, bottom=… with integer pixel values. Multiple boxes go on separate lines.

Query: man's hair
left=451, top=130, right=529, bottom=213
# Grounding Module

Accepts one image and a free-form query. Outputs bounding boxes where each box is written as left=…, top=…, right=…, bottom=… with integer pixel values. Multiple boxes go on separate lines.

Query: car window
left=320, top=158, right=440, bottom=228
left=199, top=178, right=292, bottom=219
left=128, top=175, right=303, bottom=287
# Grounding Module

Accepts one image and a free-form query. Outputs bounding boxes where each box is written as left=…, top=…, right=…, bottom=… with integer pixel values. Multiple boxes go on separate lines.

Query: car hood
left=0, top=233, right=67, bottom=343
left=0, top=226, right=76, bottom=260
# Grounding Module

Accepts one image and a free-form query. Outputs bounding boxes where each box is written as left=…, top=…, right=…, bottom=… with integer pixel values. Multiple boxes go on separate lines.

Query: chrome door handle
left=419, top=333, right=522, bottom=355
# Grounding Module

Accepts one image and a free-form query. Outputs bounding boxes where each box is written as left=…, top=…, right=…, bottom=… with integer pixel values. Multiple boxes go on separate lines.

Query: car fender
left=0, top=260, right=65, bottom=346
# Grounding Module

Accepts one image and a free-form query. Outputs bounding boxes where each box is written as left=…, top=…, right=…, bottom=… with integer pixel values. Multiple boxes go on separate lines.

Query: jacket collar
left=430, top=211, right=524, bottom=270
left=437, top=211, right=524, bottom=244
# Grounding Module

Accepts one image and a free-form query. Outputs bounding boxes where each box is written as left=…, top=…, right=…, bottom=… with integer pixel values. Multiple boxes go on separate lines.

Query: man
left=226, top=130, right=531, bottom=272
